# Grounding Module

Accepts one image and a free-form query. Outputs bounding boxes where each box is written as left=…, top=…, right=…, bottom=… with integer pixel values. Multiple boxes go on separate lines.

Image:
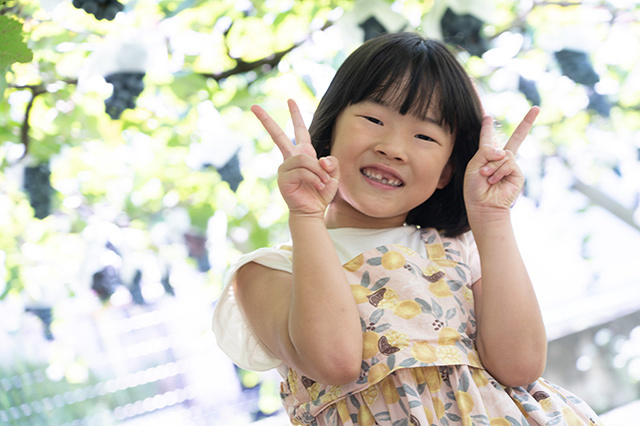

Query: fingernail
left=495, top=148, right=505, bottom=156
left=321, top=157, right=333, bottom=169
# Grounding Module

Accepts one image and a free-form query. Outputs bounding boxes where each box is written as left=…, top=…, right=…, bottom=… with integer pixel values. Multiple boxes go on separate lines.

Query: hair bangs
left=348, top=45, right=453, bottom=132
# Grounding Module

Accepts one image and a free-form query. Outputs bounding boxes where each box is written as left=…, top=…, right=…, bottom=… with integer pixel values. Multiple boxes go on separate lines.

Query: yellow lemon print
left=432, top=397, right=446, bottom=419
left=413, top=368, right=426, bottom=384
left=438, top=327, right=460, bottom=345
left=358, top=403, right=376, bottom=426
left=425, top=244, right=446, bottom=260
left=455, top=390, right=474, bottom=415
left=429, top=280, right=453, bottom=297
left=395, top=245, right=416, bottom=257
left=421, top=263, right=443, bottom=276
left=351, top=285, right=372, bottom=304
left=320, top=385, right=342, bottom=404
left=336, top=399, right=350, bottom=424
left=393, top=299, right=422, bottom=319
left=344, top=254, right=364, bottom=272
left=489, top=418, right=511, bottom=426
left=362, top=386, right=379, bottom=405
left=562, top=407, right=584, bottom=426
left=308, top=382, right=320, bottom=400
left=437, top=346, right=463, bottom=363
left=411, top=341, right=438, bottom=363
left=380, top=376, right=400, bottom=404
left=424, top=406, right=434, bottom=425
left=286, top=369, right=299, bottom=394
left=467, top=351, right=482, bottom=368
left=377, top=288, right=399, bottom=309
left=540, top=397, right=553, bottom=412
left=368, top=362, right=391, bottom=385
left=424, top=367, right=442, bottom=392
left=472, top=368, right=489, bottom=387
left=362, top=331, right=380, bottom=359
left=383, top=330, right=410, bottom=350
left=463, top=285, right=474, bottom=302
left=381, top=250, right=406, bottom=269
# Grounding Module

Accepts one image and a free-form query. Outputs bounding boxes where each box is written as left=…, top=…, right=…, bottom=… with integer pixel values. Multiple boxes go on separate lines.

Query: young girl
left=213, top=32, right=603, bottom=425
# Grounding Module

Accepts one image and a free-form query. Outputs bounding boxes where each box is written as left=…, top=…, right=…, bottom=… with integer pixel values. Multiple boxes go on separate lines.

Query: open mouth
left=361, top=168, right=404, bottom=187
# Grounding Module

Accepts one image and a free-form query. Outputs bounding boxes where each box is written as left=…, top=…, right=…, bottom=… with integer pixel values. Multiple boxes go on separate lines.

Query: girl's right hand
left=250, top=99, right=340, bottom=218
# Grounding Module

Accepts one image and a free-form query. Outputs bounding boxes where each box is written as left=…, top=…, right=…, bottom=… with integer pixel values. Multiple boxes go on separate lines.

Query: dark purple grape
left=23, top=162, right=53, bottom=219
left=217, top=152, right=243, bottom=192
left=104, top=72, right=146, bottom=119
left=359, top=16, right=387, bottom=42
left=71, top=0, right=124, bottom=21
left=440, top=7, right=488, bottom=57
left=518, top=75, right=541, bottom=106
left=554, top=49, right=600, bottom=86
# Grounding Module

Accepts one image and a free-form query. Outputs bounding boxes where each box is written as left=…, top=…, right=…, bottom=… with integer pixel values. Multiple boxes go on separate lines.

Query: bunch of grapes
left=72, top=0, right=124, bottom=21
left=104, top=71, right=145, bottom=119
left=554, top=49, right=600, bottom=86
left=217, top=152, right=244, bottom=192
left=440, top=7, right=488, bottom=57
left=25, top=307, right=54, bottom=340
left=587, top=89, right=612, bottom=117
left=518, top=75, right=541, bottom=106
left=359, top=16, right=387, bottom=42
left=91, top=265, right=122, bottom=301
left=23, top=162, right=53, bottom=219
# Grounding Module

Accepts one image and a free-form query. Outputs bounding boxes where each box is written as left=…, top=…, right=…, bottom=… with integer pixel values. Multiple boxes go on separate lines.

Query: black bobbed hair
left=308, top=32, right=483, bottom=236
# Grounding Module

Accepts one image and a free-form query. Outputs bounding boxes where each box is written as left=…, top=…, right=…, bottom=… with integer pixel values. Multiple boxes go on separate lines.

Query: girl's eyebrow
left=361, top=99, right=447, bottom=130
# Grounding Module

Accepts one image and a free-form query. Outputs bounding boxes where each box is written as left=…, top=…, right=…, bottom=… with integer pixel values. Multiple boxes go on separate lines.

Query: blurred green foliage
left=0, top=0, right=638, bottom=322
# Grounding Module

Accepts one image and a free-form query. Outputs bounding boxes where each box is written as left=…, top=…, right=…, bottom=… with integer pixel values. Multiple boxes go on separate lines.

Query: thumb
left=319, top=156, right=340, bottom=181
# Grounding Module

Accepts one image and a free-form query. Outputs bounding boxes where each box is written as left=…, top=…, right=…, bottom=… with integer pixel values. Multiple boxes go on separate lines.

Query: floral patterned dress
left=277, top=228, right=603, bottom=426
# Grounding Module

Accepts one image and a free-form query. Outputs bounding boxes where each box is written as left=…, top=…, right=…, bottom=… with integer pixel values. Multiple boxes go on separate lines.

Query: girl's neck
left=324, top=201, right=407, bottom=230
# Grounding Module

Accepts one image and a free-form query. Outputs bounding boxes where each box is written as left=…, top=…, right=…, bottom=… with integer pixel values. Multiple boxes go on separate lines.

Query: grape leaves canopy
left=0, top=0, right=639, bottom=321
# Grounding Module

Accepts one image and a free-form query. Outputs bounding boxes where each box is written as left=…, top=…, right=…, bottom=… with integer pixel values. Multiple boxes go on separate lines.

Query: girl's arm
left=233, top=101, right=363, bottom=385
left=464, top=108, right=547, bottom=387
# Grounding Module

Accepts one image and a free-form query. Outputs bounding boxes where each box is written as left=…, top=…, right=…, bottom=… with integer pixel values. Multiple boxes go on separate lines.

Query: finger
left=319, top=156, right=340, bottom=182
left=503, top=106, right=540, bottom=155
left=280, top=167, right=329, bottom=192
left=478, top=115, right=497, bottom=149
left=287, top=99, right=313, bottom=148
left=281, top=154, right=331, bottom=184
left=486, top=154, right=518, bottom=184
left=251, top=104, right=294, bottom=159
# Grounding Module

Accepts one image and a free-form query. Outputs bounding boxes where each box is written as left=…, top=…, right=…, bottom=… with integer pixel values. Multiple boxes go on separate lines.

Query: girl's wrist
left=467, top=209, right=513, bottom=239
left=288, top=212, right=328, bottom=232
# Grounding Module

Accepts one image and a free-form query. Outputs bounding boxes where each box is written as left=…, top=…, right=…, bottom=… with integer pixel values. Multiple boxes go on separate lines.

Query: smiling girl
left=213, top=32, right=603, bottom=425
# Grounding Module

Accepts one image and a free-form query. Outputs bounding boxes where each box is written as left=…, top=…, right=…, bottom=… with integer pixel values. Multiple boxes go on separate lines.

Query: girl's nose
left=374, top=140, right=408, bottom=162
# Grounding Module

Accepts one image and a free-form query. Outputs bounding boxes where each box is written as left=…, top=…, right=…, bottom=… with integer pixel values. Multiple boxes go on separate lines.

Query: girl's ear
left=437, top=161, right=454, bottom=189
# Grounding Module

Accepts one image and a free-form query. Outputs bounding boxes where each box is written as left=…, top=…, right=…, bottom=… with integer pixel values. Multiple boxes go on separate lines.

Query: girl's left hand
left=463, top=107, right=539, bottom=217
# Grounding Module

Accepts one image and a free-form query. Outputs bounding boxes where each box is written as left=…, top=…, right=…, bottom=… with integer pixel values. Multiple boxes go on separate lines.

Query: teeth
left=362, top=169, right=402, bottom=187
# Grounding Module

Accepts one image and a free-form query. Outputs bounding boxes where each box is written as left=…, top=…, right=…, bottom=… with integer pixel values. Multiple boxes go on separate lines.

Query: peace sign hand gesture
left=251, top=99, right=340, bottom=219
left=463, top=107, right=539, bottom=221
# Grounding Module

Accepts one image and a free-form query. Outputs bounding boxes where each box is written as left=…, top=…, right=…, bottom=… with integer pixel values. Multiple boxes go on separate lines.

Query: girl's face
left=324, top=100, right=455, bottom=229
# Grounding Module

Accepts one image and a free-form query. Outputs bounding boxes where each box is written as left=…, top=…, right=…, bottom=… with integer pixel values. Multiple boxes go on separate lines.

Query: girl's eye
left=416, top=134, right=437, bottom=143
left=364, top=116, right=383, bottom=125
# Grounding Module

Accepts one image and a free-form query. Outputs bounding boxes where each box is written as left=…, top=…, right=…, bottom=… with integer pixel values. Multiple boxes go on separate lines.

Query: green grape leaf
left=0, top=15, right=33, bottom=98
left=0, top=15, right=33, bottom=69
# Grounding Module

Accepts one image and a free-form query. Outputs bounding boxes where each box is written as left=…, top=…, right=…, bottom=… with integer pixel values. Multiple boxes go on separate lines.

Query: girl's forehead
left=363, top=72, right=444, bottom=121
